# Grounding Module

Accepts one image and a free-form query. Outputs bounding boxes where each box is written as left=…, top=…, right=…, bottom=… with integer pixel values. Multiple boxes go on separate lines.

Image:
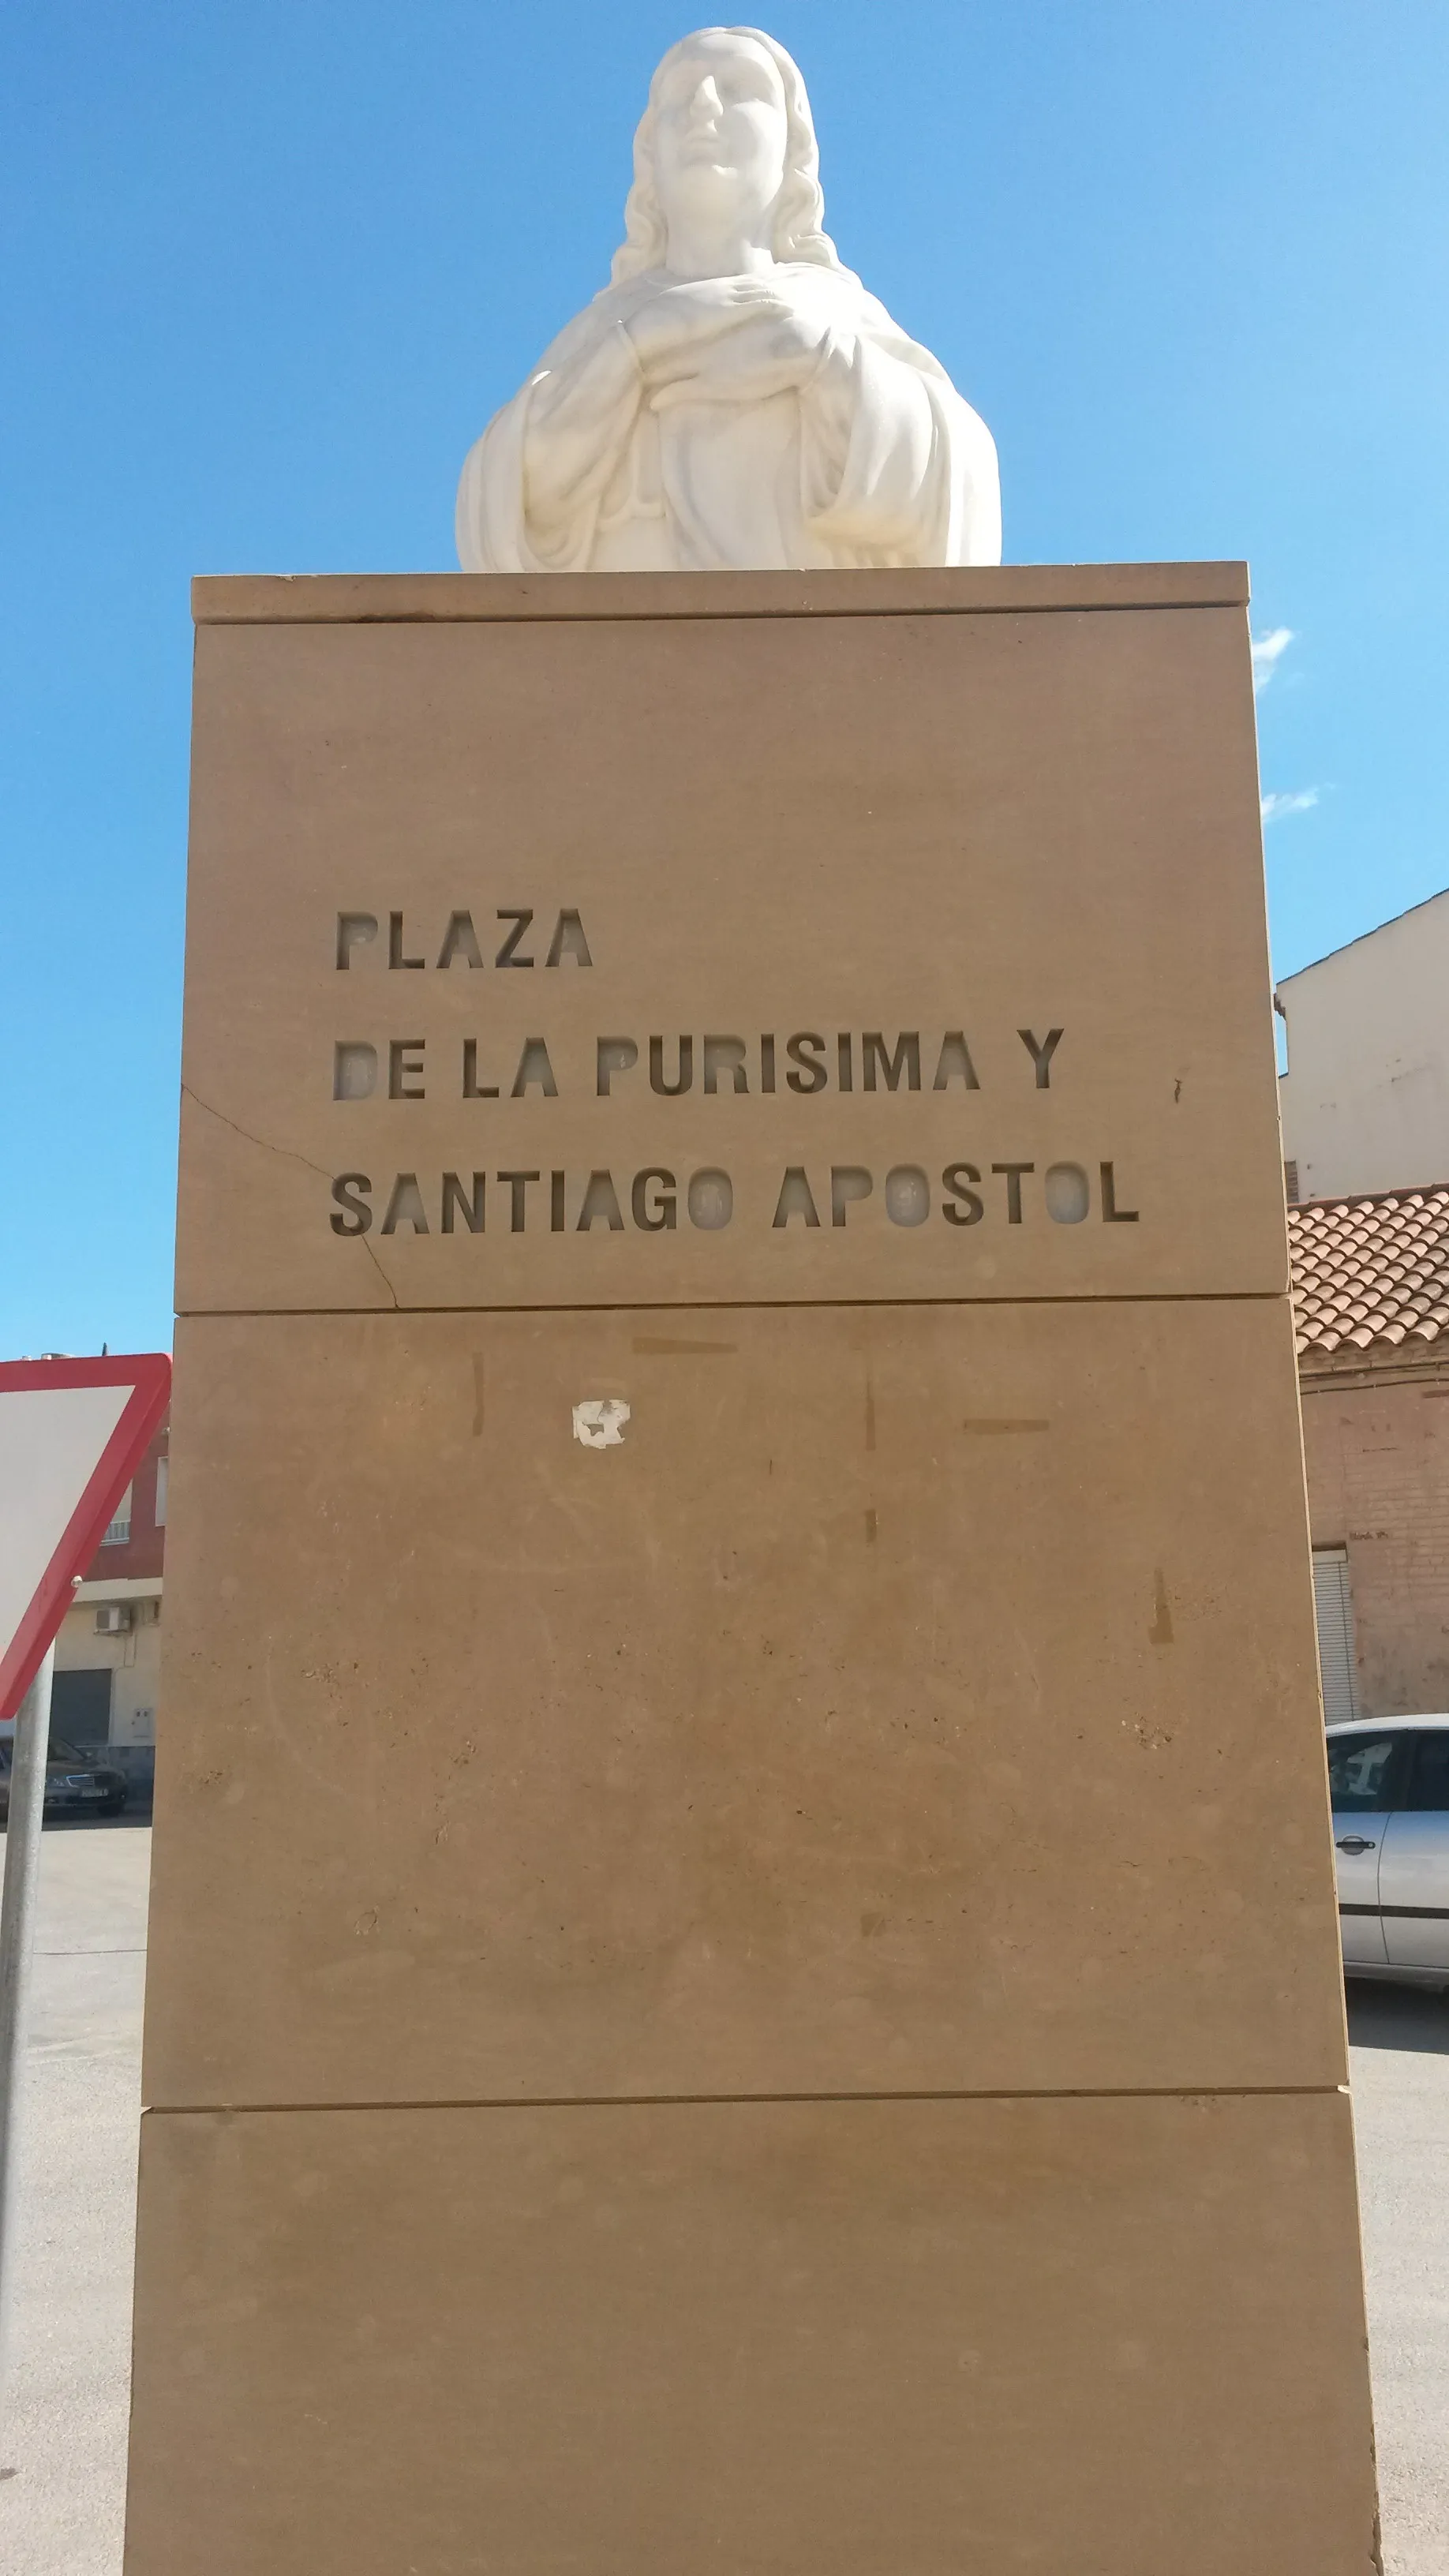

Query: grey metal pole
left=0, top=1640, right=53, bottom=2439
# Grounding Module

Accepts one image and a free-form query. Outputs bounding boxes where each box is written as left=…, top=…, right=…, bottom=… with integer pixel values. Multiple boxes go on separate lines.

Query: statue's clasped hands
left=627, top=274, right=844, bottom=407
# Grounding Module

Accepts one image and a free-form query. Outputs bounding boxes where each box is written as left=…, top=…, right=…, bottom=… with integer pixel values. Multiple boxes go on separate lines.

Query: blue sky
left=2, top=0, right=1446, bottom=1355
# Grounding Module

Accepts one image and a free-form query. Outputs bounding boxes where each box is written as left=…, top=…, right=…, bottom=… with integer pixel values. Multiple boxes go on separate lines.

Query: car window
left=1326, top=1733, right=1403, bottom=1813
left=47, top=1739, right=85, bottom=1764
left=1405, top=1732, right=1449, bottom=1814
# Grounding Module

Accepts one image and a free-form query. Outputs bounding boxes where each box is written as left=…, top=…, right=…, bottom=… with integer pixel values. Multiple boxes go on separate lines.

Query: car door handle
left=1335, top=1835, right=1376, bottom=1853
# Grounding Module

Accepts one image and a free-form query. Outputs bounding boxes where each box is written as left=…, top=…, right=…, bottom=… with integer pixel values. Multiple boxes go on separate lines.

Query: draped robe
left=456, top=260, right=1002, bottom=575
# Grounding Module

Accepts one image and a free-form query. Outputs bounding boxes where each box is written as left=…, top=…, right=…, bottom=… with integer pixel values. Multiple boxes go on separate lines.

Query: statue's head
left=612, top=27, right=841, bottom=282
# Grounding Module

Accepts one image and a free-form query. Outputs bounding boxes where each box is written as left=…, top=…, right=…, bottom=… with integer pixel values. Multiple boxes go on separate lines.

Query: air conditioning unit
left=95, top=1604, right=133, bottom=1635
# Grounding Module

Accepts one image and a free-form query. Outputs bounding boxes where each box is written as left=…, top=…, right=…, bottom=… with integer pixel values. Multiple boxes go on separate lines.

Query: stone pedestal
left=125, top=566, right=1378, bottom=2574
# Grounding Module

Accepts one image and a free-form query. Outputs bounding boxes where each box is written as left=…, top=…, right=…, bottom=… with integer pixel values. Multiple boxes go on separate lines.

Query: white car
left=1327, top=1715, right=1449, bottom=1989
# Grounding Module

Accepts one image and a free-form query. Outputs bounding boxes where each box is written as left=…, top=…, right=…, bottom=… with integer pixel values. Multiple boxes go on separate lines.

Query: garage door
left=50, top=1667, right=114, bottom=1747
left=1312, top=1548, right=1361, bottom=1726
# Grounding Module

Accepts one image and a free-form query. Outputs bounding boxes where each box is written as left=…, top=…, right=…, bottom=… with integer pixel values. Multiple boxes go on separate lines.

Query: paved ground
left=0, top=1822, right=1446, bottom=2571
left=1346, top=1978, right=1449, bottom=2574
left=0, top=1816, right=148, bottom=2574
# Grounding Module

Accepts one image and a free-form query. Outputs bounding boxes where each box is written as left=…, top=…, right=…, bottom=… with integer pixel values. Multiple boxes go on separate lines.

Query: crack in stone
left=182, top=1083, right=401, bottom=1312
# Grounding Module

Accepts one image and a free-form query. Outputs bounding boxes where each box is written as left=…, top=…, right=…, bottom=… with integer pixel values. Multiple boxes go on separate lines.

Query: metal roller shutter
left=1312, top=1548, right=1361, bottom=1726
left=49, top=1667, right=114, bottom=1747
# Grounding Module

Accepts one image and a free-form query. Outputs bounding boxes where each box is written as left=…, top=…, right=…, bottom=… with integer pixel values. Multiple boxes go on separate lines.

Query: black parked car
left=0, top=1735, right=129, bottom=1818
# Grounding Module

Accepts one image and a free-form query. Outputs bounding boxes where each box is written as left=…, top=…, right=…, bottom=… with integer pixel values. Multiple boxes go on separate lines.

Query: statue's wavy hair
left=611, top=28, right=842, bottom=282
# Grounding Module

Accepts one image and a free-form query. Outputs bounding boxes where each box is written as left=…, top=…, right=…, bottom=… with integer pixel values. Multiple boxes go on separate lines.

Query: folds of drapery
left=455, top=264, right=1001, bottom=575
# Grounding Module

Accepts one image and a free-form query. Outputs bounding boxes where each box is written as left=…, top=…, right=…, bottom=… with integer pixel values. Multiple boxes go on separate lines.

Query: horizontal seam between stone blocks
left=173, top=1290, right=1294, bottom=1321
left=192, top=598, right=1248, bottom=629
left=140, top=2084, right=1350, bottom=2117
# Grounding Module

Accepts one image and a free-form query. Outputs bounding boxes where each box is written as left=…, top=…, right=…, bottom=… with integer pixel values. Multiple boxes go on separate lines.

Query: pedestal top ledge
left=192, top=561, right=1250, bottom=627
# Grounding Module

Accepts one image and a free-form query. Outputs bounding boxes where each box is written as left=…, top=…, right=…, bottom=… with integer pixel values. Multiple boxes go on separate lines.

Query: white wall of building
left=1279, top=889, right=1449, bottom=1201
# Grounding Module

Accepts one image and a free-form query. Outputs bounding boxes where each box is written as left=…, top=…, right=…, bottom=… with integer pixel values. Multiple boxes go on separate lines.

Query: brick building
left=49, top=1411, right=168, bottom=1793
left=1291, top=1189, right=1449, bottom=1720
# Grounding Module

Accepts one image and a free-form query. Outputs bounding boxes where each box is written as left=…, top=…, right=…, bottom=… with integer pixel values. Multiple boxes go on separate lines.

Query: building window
left=1283, top=1159, right=1300, bottom=1204
left=154, top=1457, right=168, bottom=1527
left=1312, top=1548, right=1361, bottom=1725
left=100, top=1484, right=133, bottom=1546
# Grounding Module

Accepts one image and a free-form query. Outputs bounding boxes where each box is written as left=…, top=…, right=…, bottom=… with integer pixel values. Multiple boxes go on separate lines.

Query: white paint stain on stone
left=572, top=1398, right=631, bottom=1450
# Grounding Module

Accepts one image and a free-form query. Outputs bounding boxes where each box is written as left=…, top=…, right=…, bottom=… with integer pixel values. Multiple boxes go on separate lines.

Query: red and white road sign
left=0, top=1354, right=171, bottom=1721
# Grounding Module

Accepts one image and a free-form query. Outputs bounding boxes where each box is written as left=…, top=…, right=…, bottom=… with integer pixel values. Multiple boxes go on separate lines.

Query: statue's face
left=653, top=32, right=789, bottom=250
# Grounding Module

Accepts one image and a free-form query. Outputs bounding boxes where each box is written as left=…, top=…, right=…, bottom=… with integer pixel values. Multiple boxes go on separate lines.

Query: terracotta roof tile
left=1290, top=1186, right=1449, bottom=1359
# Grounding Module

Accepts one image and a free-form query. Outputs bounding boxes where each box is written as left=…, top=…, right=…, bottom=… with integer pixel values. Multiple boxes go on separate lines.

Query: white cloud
left=1260, top=788, right=1320, bottom=823
left=1251, top=626, right=1294, bottom=691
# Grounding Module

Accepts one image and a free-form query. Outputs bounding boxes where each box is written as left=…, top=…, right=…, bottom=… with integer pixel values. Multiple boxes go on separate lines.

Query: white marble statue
left=456, top=25, right=1001, bottom=574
